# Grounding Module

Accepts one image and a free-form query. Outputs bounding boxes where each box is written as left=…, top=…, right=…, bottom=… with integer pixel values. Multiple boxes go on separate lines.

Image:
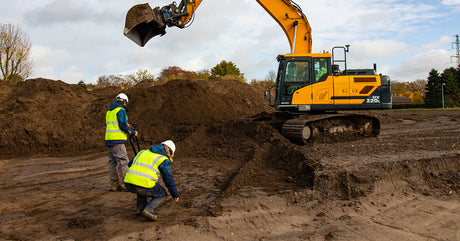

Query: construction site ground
left=0, top=78, right=459, bottom=241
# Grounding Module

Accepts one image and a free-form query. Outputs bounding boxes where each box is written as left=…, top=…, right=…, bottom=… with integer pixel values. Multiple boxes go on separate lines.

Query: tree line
left=90, top=60, right=275, bottom=91
left=91, top=60, right=248, bottom=90
left=425, top=66, right=460, bottom=108
left=392, top=65, right=460, bottom=108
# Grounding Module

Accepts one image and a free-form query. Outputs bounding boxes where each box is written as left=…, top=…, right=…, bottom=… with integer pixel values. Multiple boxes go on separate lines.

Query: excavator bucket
left=124, top=3, right=166, bottom=47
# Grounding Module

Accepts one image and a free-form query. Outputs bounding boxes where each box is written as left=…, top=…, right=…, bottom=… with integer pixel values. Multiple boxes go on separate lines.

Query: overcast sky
left=1, top=0, right=460, bottom=84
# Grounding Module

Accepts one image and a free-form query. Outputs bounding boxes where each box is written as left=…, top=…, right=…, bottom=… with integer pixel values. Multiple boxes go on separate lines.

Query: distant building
left=392, top=96, right=411, bottom=105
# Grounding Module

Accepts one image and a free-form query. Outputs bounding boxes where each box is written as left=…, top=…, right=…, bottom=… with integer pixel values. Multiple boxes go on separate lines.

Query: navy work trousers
left=125, top=182, right=168, bottom=213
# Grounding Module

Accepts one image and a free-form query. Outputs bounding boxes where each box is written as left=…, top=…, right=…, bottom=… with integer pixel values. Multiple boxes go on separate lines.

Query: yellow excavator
left=123, top=0, right=392, bottom=144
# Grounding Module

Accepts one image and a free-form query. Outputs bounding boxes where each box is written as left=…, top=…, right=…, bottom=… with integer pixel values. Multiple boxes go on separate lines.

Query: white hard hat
left=161, top=140, right=176, bottom=156
left=116, top=93, right=128, bottom=103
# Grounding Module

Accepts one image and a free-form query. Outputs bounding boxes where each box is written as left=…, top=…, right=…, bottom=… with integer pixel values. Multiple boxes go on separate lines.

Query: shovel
left=128, top=124, right=140, bottom=167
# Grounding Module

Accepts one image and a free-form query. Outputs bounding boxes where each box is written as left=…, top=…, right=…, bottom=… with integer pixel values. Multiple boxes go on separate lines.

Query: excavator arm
left=124, top=0, right=311, bottom=54
left=257, top=0, right=311, bottom=54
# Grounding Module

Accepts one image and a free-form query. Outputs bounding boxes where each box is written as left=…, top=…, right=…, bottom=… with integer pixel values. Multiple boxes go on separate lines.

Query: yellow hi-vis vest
left=105, top=107, right=128, bottom=141
left=124, top=150, right=169, bottom=188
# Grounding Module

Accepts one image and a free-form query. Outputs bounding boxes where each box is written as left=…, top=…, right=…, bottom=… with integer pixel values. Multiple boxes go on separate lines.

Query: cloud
left=23, top=0, right=119, bottom=26
left=30, top=45, right=71, bottom=78
left=350, top=40, right=408, bottom=60
left=31, top=45, right=87, bottom=83
left=305, top=1, right=441, bottom=37
left=442, top=0, right=460, bottom=5
left=57, top=66, right=85, bottom=83
left=442, top=0, right=460, bottom=11
left=384, top=49, right=455, bottom=81
left=183, top=57, right=207, bottom=72
left=376, top=36, right=457, bottom=81
left=422, top=36, right=453, bottom=50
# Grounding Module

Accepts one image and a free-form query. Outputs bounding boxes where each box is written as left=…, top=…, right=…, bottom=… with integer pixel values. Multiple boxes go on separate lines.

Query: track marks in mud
left=111, top=191, right=459, bottom=241
left=0, top=153, right=130, bottom=240
left=0, top=154, right=107, bottom=189
left=353, top=193, right=460, bottom=241
left=370, top=199, right=460, bottom=241
left=314, top=155, right=460, bottom=200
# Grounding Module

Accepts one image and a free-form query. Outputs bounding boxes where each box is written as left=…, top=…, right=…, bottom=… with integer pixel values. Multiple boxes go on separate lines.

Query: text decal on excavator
left=366, top=96, right=380, bottom=104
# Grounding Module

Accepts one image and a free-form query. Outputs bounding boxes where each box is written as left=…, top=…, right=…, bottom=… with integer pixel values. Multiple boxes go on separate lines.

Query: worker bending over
left=124, top=140, right=179, bottom=221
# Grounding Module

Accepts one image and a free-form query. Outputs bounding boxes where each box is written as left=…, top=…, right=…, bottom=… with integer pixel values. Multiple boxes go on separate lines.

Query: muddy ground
left=0, top=78, right=459, bottom=240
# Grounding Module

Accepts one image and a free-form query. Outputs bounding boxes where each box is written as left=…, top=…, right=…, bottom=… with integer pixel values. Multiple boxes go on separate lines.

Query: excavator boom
left=124, top=0, right=311, bottom=53
left=256, top=0, right=311, bottom=54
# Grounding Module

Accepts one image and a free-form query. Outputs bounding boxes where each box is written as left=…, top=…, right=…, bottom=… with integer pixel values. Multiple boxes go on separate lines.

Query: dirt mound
left=0, top=78, right=272, bottom=158
left=0, top=79, right=101, bottom=157
left=126, top=79, right=272, bottom=145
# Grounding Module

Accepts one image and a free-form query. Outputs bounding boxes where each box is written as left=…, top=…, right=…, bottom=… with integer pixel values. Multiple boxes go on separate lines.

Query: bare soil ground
left=0, top=79, right=459, bottom=240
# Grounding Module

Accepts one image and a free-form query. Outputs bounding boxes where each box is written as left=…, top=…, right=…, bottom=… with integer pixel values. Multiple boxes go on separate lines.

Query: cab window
left=314, top=58, right=328, bottom=82
left=283, top=61, right=310, bottom=95
left=285, top=61, right=309, bottom=82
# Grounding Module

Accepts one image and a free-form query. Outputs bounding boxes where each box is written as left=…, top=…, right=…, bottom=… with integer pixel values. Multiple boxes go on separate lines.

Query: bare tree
left=96, top=74, right=133, bottom=89
left=0, top=23, right=32, bottom=82
left=265, top=70, right=276, bottom=82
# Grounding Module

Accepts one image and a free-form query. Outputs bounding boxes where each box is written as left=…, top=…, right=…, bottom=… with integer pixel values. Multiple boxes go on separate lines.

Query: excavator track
left=243, top=112, right=380, bottom=145
left=281, top=114, right=380, bottom=144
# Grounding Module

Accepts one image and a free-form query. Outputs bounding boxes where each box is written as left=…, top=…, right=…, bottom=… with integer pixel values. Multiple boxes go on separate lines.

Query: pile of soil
left=0, top=78, right=272, bottom=158
left=0, top=79, right=100, bottom=157
left=0, top=78, right=459, bottom=240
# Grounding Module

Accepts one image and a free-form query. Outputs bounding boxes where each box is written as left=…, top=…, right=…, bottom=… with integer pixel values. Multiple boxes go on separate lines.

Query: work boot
left=110, top=182, right=120, bottom=192
left=110, top=182, right=127, bottom=192
left=119, top=184, right=128, bottom=192
left=135, top=209, right=143, bottom=216
left=135, top=204, right=147, bottom=216
left=141, top=210, right=158, bottom=221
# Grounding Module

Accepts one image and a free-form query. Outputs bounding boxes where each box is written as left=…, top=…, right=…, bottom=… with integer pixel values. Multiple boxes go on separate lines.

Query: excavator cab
left=124, top=3, right=167, bottom=47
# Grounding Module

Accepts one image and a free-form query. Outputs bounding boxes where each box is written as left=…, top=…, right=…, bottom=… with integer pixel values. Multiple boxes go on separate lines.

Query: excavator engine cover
left=124, top=3, right=166, bottom=47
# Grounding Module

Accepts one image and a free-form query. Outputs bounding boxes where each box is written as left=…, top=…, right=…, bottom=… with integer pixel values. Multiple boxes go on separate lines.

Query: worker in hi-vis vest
left=105, top=93, right=137, bottom=192
left=124, top=140, right=179, bottom=221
